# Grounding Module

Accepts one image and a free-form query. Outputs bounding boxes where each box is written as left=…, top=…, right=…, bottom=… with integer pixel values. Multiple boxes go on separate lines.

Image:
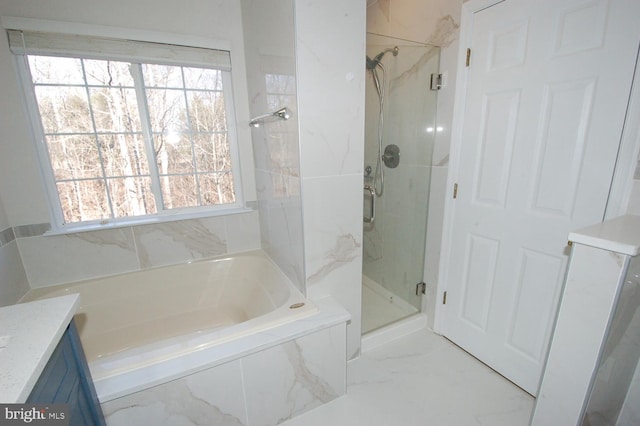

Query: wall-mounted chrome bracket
left=430, top=73, right=443, bottom=91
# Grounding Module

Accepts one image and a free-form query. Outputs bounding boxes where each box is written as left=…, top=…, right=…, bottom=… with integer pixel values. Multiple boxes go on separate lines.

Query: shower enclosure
left=362, top=34, right=440, bottom=333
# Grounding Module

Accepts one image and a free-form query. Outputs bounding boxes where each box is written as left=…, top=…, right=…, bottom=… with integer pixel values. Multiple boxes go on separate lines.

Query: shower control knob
left=382, top=144, right=400, bottom=168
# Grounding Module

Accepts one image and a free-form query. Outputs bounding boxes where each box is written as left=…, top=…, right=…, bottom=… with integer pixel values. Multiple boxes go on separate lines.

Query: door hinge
left=430, top=73, right=443, bottom=91
left=453, top=183, right=458, bottom=199
left=466, top=48, right=471, bottom=67
left=416, top=282, right=426, bottom=296
left=442, top=291, right=447, bottom=305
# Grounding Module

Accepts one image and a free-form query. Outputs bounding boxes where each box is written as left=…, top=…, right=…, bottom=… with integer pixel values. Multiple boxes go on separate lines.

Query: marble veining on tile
left=389, top=47, right=440, bottom=94
left=307, top=234, right=361, bottom=285
left=284, top=342, right=338, bottom=404
left=18, top=227, right=139, bottom=287
left=273, top=342, right=341, bottom=425
left=367, top=1, right=461, bottom=49
left=373, top=0, right=391, bottom=21
left=435, top=153, right=450, bottom=167
left=133, top=218, right=227, bottom=269
left=68, top=227, right=136, bottom=251
left=243, top=324, right=346, bottom=426
left=257, top=180, right=305, bottom=291
left=428, top=15, right=460, bottom=47
left=105, top=383, right=245, bottom=426
left=281, top=328, right=534, bottom=426
left=102, top=361, right=248, bottom=426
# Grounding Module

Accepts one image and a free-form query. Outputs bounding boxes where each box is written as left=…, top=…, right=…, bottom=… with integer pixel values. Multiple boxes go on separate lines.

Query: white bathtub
left=20, top=250, right=320, bottom=401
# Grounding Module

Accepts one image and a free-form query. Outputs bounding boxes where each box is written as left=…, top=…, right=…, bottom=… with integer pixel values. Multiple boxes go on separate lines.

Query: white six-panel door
left=439, top=0, right=640, bottom=395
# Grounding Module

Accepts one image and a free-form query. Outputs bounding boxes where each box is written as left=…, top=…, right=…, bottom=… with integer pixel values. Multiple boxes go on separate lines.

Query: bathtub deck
left=93, top=296, right=348, bottom=403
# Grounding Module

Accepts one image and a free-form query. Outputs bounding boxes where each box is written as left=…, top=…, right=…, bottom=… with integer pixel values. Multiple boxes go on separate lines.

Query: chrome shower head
left=366, top=46, right=399, bottom=70
left=249, top=107, right=291, bottom=128
left=273, top=107, right=290, bottom=120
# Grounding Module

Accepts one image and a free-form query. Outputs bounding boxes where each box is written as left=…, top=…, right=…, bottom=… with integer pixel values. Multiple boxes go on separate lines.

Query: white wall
left=0, top=190, right=29, bottom=306
left=620, top=78, right=640, bottom=217
left=0, top=192, right=7, bottom=231
left=295, top=0, right=366, bottom=359
left=0, top=0, right=262, bottom=286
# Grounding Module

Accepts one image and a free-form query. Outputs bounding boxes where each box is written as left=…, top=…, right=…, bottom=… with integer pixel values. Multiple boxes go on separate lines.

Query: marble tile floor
left=362, top=279, right=418, bottom=333
left=281, top=328, right=534, bottom=426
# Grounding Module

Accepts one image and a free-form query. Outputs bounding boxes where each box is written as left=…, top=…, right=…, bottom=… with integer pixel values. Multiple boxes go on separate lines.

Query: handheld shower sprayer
left=365, top=46, right=399, bottom=199
left=366, top=46, right=399, bottom=70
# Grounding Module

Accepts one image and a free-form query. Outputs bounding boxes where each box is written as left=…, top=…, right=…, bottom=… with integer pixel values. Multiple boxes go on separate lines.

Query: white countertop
left=0, top=294, right=79, bottom=403
left=569, top=215, right=640, bottom=256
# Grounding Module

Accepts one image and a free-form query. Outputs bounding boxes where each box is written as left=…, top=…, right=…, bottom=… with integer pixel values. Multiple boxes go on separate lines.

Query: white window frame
left=6, top=24, right=249, bottom=234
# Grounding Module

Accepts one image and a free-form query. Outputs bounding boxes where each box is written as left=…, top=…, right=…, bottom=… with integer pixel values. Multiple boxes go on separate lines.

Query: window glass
left=25, top=55, right=239, bottom=226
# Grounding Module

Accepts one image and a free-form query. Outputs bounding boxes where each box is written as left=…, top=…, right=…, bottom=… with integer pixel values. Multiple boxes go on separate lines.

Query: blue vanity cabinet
left=27, top=319, right=105, bottom=426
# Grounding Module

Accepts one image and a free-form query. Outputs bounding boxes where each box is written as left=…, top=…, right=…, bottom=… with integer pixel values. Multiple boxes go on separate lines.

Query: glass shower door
left=362, top=34, right=439, bottom=333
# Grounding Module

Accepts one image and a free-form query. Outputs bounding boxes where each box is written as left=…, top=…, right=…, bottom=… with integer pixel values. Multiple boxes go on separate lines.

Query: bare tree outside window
left=27, top=55, right=237, bottom=224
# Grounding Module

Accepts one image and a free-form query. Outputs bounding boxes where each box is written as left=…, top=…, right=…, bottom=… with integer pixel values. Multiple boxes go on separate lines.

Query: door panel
left=460, top=233, right=500, bottom=331
left=443, top=0, right=640, bottom=395
left=474, top=90, right=520, bottom=207
left=529, top=79, right=595, bottom=217
left=506, top=248, right=565, bottom=361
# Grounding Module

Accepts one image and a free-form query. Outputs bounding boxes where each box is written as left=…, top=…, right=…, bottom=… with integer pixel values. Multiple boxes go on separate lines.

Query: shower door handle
left=364, top=185, right=375, bottom=224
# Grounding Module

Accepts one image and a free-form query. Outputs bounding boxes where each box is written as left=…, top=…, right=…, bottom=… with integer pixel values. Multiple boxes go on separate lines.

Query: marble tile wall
left=102, top=322, right=346, bottom=426
left=295, top=0, right=366, bottom=359
left=0, top=227, right=29, bottom=306
left=17, top=212, right=261, bottom=288
left=241, top=0, right=305, bottom=292
left=0, top=191, right=29, bottom=306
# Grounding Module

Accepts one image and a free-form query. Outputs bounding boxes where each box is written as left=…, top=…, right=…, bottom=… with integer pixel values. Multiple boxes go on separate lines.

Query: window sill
left=43, top=204, right=257, bottom=237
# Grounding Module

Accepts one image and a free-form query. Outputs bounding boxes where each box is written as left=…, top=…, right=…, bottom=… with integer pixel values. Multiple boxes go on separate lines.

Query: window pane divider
left=179, top=68, right=204, bottom=206
left=221, top=71, right=244, bottom=205
left=130, top=63, right=165, bottom=212
left=80, top=58, right=116, bottom=220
